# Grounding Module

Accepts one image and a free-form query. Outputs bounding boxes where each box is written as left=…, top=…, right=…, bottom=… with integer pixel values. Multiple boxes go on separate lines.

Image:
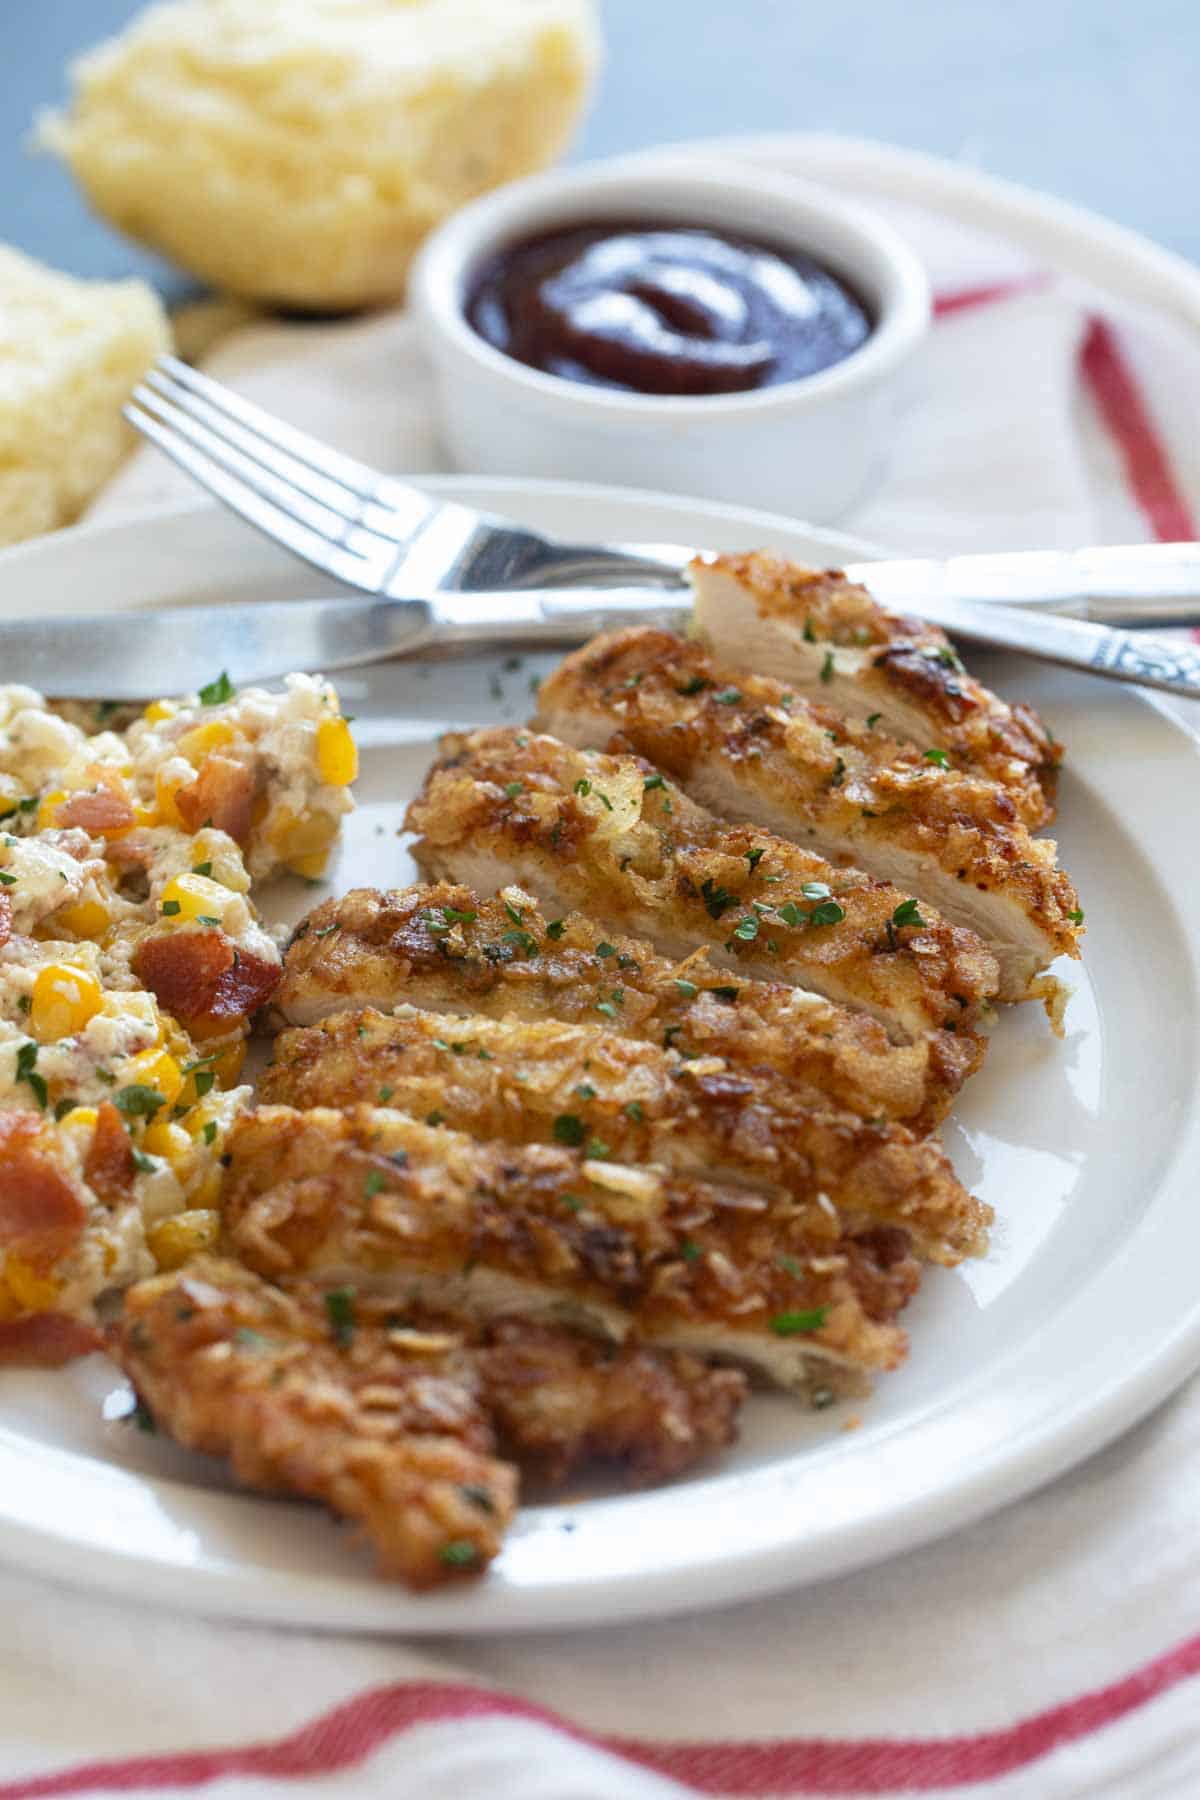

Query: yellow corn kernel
left=143, top=1119, right=194, bottom=1172
left=100, top=990, right=161, bottom=1041
left=273, top=807, right=337, bottom=864
left=160, top=871, right=236, bottom=926
left=147, top=1209, right=220, bottom=1271
left=286, top=849, right=331, bottom=880
left=212, top=1038, right=246, bottom=1088
left=123, top=1048, right=183, bottom=1109
left=36, top=789, right=66, bottom=829
left=176, top=718, right=236, bottom=767
left=29, top=964, right=104, bottom=1043
left=144, top=699, right=176, bottom=724
left=52, top=898, right=110, bottom=942
left=316, top=716, right=358, bottom=787
left=155, top=767, right=192, bottom=829
left=132, top=801, right=158, bottom=827
left=188, top=1166, right=223, bottom=1210
left=3, top=1256, right=60, bottom=1312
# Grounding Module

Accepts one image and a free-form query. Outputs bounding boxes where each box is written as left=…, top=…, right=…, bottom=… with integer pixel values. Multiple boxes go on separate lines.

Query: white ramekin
left=411, top=154, right=930, bottom=523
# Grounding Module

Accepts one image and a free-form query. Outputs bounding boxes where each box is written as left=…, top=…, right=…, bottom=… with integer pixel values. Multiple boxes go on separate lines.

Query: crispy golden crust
left=404, top=728, right=999, bottom=1044
left=275, top=884, right=983, bottom=1132
left=478, top=1317, right=746, bottom=1487
left=536, top=630, right=1081, bottom=1003
left=110, top=1258, right=517, bottom=1588
left=221, top=1107, right=920, bottom=1390
left=261, top=1008, right=989, bottom=1265
left=693, top=553, right=1061, bottom=823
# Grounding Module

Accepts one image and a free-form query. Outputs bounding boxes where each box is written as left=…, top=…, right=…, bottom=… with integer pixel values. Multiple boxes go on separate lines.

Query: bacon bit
left=0, top=1312, right=103, bottom=1366
left=84, top=1101, right=137, bottom=1206
left=0, top=890, right=10, bottom=950
left=176, top=753, right=257, bottom=845
left=134, top=929, right=279, bottom=1027
left=56, top=767, right=135, bottom=835
left=0, top=1113, right=87, bottom=1268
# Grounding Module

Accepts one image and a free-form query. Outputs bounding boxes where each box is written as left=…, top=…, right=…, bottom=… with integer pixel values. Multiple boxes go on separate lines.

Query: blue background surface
left=5, top=0, right=1198, bottom=297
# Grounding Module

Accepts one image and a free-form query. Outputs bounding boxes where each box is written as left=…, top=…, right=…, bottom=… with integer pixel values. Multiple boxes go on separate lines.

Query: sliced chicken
left=111, top=1257, right=517, bottom=1588
left=689, top=552, right=1061, bottom=827
left=222, top=1106, right=922, bottom=1398
left=404, top=727, right=999, bottom=1046
left=261, top=1007, right=990, bottom=1265
left=275, top=883, right=983, bottom=1134
left=536, top=629, right=1080, bottom=1012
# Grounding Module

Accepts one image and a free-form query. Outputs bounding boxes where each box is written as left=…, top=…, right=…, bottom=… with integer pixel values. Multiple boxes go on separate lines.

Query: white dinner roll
left=43, top=0, right=603, bottom=312
left=0, top=246, right=170, bottom=547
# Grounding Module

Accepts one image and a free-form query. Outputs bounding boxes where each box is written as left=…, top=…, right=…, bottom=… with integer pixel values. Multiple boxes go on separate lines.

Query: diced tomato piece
left=133, top=929, right=279, bottom=1028
left=0, top=1312, right=103, bottom=1366
left=0, top=1113, right=88, bottom=1268
left=83, top=1101, right=137, bottom=1206
left=176, top=754, right=257, bottom=846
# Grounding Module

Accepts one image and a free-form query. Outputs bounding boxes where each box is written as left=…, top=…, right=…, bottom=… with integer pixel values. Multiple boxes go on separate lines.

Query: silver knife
left=4, top=576, right=1200, bottom=703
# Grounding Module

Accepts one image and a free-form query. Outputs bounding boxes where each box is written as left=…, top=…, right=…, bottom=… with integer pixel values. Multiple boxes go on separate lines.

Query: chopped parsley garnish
left=202, top=1121, right=218, bottom=1146
left=680, top=1240, right=702, bottom=1262
left=807, top=901, right=845, bottom=927
left=830, top=757, right=846, bottom=788
left=732, top=915, right=759, bottom=942
left=1068, top=907, right=1085, bottom=925
left=553, top=1114, right=585, bottom=1146
left=676, top=675, right=709, bottom=696
left=643, top=772, right=666, bottom=791
left=114, top=1083, right=166, bottom=1119
left=801, top=881, right=832, bottom=901
left=674, top=978, right=698, bottom=999
left=573, top=778, right=592, bottom=797
left=425, top=1110, right=445, bottom=1127
left=504, top=781, right=523, bottom=798
left=820, top=650, right=835, bottom=683
left=624, top=1101, right=644, bottom=1123
left=324, top=1288, right=356, bottom=1346
left=586, top=1139, right=611, bottom=1160
left=710, top=985, right=740, bottom=1002
left=196, top=914, right=221, bottom=928
left=770, top=1308, right=828, bottom=1336
left=364, top=1170, right=386, bottom=1197
left=923, top=747, right=951, bottom=768
left=501, top=927, right=539, bottom=956
left=891, top=898, right=926, bottom=928
left=777, top=1254, right=804, bottom=1278
left=700, top=878, right=737, bottom=920
left=438, top=1540, right=480, bottom=1569
left=503, top=900, right=524, bottom=926
left=54, top=1097, right=76, bottom=1121
left=596, top=942, right=617, bottom=959
left=802, top=617, right=817, bottom=644
left=865, top=712, right=882, bottom=728
left=161, top=900, right=181, bottom=917
left=197, top=670, right=235, bottom=706
left=460, top=1485, right=496, bottom=1514
left=775, top=902, right=803, bottom=928
left=744, top=847, right=765, bottom=873
left=192, top=861, right=213, bottom=878
left=193, top=1071, right=215, bottom=1099
left=595, top=1001, right=618, bottom=1019
left=545, top=918, right=566, bottom=940
left=131, top=1148, right=156, bottom=1173
left=0, top=871, right=15, bottom=886
left=431, top=1037, right=452, bottom=1053
left=715, top=687, right=742, bottom=705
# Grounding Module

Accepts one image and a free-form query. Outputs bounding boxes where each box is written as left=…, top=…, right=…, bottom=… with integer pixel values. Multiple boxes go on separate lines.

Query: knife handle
left=851, top=543, right=1200, bottom=628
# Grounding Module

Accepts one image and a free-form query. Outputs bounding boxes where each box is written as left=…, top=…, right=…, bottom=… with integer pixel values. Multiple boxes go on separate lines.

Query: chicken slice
left=222, top=1107, right=921, bottom=1398
left=275, top=884, right=982, bottom=1134
left=261, top=1007, right=989, bottom=1265
left=536, top=629, right=1080, bottom=1011
left=689, top=552, right=1061, bottom=827
left=405, top=727, right=999, bottom=1045
left=110, top=1257, right=517, bottom=1588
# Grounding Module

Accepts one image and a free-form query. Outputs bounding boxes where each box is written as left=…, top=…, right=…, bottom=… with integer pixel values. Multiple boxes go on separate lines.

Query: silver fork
left=121, top=355, right=1200, bottom=701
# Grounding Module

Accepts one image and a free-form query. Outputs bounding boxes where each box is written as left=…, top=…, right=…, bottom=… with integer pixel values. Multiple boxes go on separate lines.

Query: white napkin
left=7, top=139, right=1200, bottom=1800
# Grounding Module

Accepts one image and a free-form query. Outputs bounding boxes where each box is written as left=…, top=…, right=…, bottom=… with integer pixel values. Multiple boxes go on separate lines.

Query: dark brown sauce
left=466, top=220, right=873, bottom=398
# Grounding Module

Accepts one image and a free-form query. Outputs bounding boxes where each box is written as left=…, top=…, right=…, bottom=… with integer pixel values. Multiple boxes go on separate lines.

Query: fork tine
left=157, top=354, right=395, bottom=504
left=124, top=401, right=393, bottom=593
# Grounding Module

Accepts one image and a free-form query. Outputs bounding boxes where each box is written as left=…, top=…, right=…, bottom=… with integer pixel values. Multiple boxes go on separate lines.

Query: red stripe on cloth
left=6, top=1635, right=1200, bottom=1800
left=1080, top=317, right=1198, bottom=543
left=932, top=274, right=1051, bottom=318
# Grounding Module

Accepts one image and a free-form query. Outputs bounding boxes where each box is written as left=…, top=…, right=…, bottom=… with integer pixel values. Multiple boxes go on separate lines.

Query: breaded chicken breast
left=536, top=628, right=1080, bottom=1010
left=689, top=553, right=1061, bottom=826
left=405, top=728, right=999, bottom=1045
left=221, top=1107, right=921, bottom=1397
left=275, top=884, right=983, bottom=1133
left=262, top=1007, right=990, bottom=1265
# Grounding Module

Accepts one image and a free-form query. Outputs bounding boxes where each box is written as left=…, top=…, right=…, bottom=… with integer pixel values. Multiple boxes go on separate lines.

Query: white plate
left=1, top=479, right=1199, bottom=1636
